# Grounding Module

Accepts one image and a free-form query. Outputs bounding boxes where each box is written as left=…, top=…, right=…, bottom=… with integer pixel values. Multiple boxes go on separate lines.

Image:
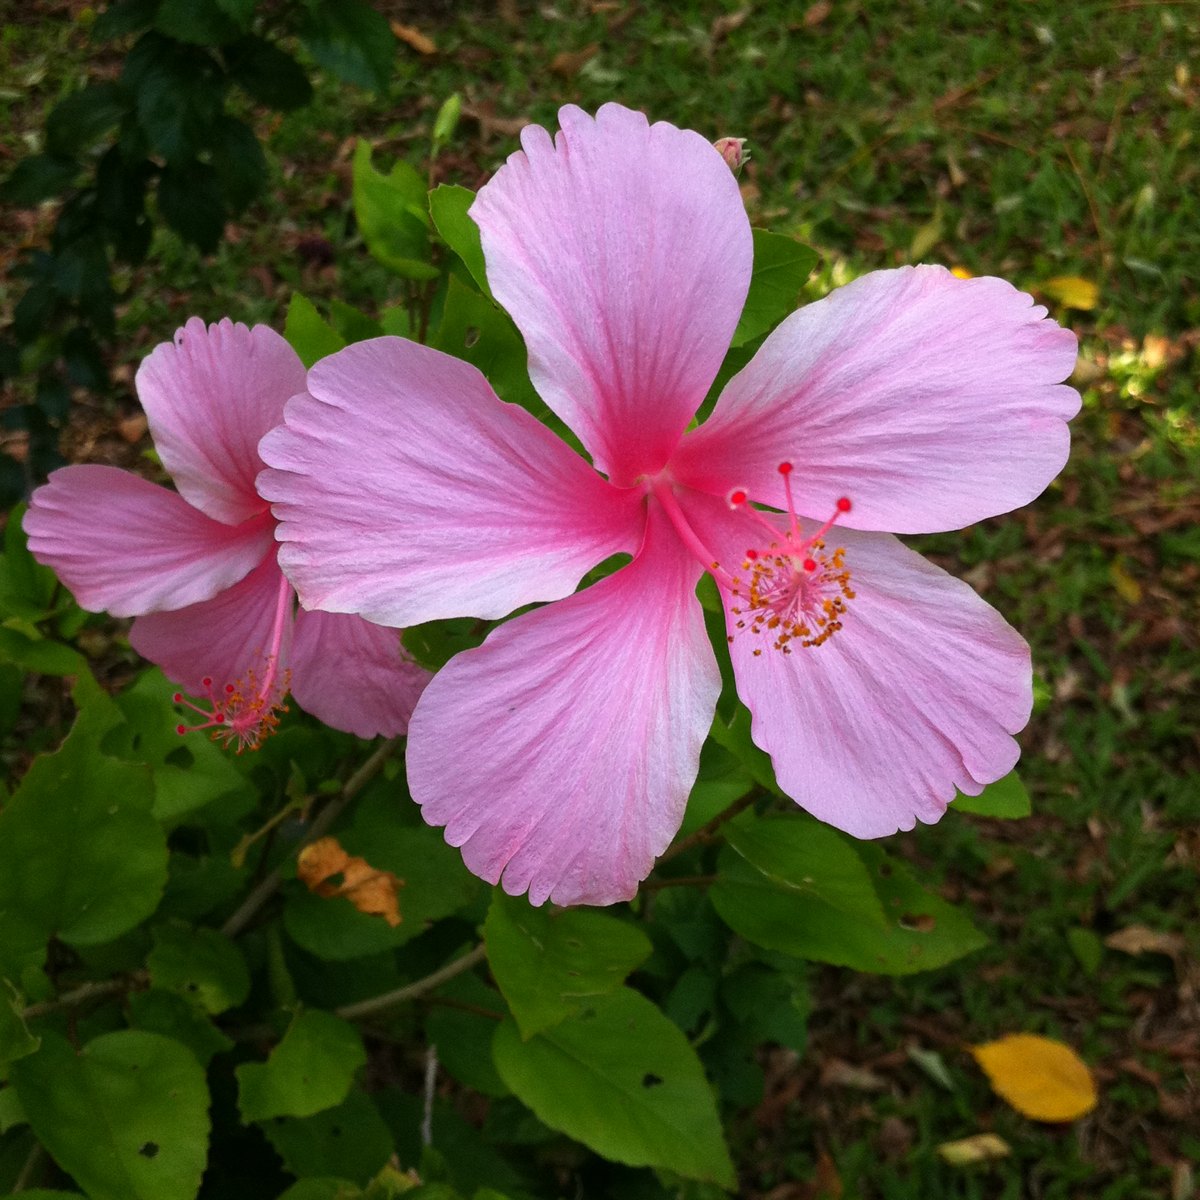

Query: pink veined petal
left=136, top=317, right=307, bottom=526
left=131, top=554, right=293, bottom=694
left=688, top=494, right=1031, bottom=837
left=259, top=336, right=644, bottom=628
left=406, top=503, right=721, bottom=907
left=22, top=465, right=275, bottom=618
left=289, top=608, right=431, bottom=739
left=470, top=102, right=753, bottom=485
left=674, top=265, right=1080, bottom=533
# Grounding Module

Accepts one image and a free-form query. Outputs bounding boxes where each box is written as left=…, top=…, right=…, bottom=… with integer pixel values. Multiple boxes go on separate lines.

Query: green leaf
left=730, top=229, right=818, bottom=348
left=706, top=705, right=780, bottom=795
left=485, top=891, right=651, bottom=1039
left=327, top=299, right=382, bottom=344
left=213, top=0, right=256, bottom=28
left=424, top=974, right=510, bottom=1098
left=400, top=615, right=487, bottom=674
left=46, top=84, right=128, bottom=157
left=0, top=982, right=39, bottom=1070
left=209, top=115, right=267, bottom=212
left=126, top=989, right=234, bottom=1066
left=94, top=0, right=161, bottom=39
left=299, top=0, right=395, bottom=91
left=285, top=293, right=347, bottom=367
left=954, top=771, right=1031, bottom=818
left=0, top=627, right=86, bottom=676
left=125, top=34, right=224, bottom=162
left=432, top=277, right=542, bottom=416
left=237, top=1009, right=366, bottom=1122
left=261, top=1089, right=393, bottom=1185
left=711, top=816, right=987, bottom=974
left=158, top=159, right=225, bottom=252
left=155, top=0, right=240, bottom=44
left=105, top=668, right=253, bottom=824
left=429, top=185, right=490, bottom=296
left=352, top=141, right=437, bottom=279
left=227, top=37, right=313, bottom=110
left=275, top=1181, right=362, bottom=1200
left=0, top=154, right=79, bottom=205
left=11, top=1031, right=210, bottom=1200
left=431, top=93, right=462, bottom=154
left=0, top=715, right=166, bottom=981
left=148, top=921, right=249, bottom=1014
left=0, top=504, right=59, bottom=621
left=493, top=988, right=733, bottom=1186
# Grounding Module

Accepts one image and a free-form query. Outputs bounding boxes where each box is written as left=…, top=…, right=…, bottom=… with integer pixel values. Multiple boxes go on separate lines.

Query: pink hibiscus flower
left=259, top=104, right=1080, bottom=906
left=23, top=318, right=429, bottom=746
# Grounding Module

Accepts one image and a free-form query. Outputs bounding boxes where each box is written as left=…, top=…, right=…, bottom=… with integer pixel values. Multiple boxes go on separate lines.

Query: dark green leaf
left=0, top=713, right=165, bottom=981
left=730, top=229, right=818, bottom=347
left=148, top=921, right=249, bottom=1014
left=954, top=770, right=1031, bottom=818
left=400, top=616, right=487, bottom=674
left=0, top=155, right=79, bottom=206
left=707, top=704, right=780, bottom=795
left=327, top=299, right=382, bottom=344
left=213, top=0, right=256, bottom=28
left=158, top=159, right=225, bottom=251
left=46, top=84, right=128, bottom=157
left=209, top=115, right=267, bottom=211
left=0, top=503, right=58, bottom=621
left=125, top=33, right=225, bottom=161
left=432, top=277, right=542, bottom=416
left=352, top=140, right=437, bottom=280
left=485, top=891, right=651, bottom=1039
left=261, top=1089, right=393, bottom=1185
left=424, top=974, right=510, bottom=1098
left=711, top=815, right=987, bottom=974
left=227, top=37, right=313, bottom=110
left=126, top=989, right=234, bottom=1066
left=94, top=0, right=162, bottom=39
left=299, top=0, right=395, bottom=91
left=155, top=0, right=241, bottom=44
left=285, top=293, right=347, bottom=368
left=493, top=988, right=734, bottom=1186
left=0, top=982, right=39, bottom=1070
left=237, top=1010, right=366, bottom=1122
left=429, top=185, right=490, bottom=296
left=12, top=1031, right=210, bottom=1200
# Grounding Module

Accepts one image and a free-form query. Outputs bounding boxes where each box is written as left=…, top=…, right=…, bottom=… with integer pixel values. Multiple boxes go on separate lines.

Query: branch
left=21, top=972, right=146, bottom=1021
left=221, top=735, right=402, bottom=939
left=336, top=943, right=487, bottom=1022
left=657, top=790, right=758, bottom=864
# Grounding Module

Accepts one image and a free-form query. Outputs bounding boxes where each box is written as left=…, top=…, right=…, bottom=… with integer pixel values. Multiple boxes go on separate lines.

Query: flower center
left=173, top=572, right=293, bottom=752
left=727, top=463, right=855, bottom=656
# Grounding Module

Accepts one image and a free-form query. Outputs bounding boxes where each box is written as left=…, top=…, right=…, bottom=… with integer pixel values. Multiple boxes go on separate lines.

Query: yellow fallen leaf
left=937, top=1133, right=1011, bottom=1165
left=297, top=836, right=403, bottom=927
left=971, top=1034, right=1097, bottom=1122
left=1040, top=275, right=1099, bottom=311
left=950, top=265, right=973, bottom=279
left=1109, top=559, right=1142, bottom=605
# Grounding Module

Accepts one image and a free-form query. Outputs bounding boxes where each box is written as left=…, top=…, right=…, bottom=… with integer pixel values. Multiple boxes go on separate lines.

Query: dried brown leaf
left=390, top=21, right=437, bottom=56
left=297, top=836, right=403, bottom=927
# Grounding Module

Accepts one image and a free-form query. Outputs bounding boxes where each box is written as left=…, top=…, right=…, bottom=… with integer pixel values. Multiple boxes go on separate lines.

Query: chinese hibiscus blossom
left=259, top=104, right=1079, bottom=905
left=23, top=318, right=428, bottom=745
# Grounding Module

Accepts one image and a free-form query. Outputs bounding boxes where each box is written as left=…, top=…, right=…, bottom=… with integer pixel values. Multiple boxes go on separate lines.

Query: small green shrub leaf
left=46, top=84, right=128, bottom=157
left=429, top=185, right=490, bottom=296
left=493, top=988, right=734, bottom=1186
left=261, top=1089, right=393, bottom=1185
left=352, top=141, right=437, bottom=279
left=485, top=891, right=651, bottom=1039
left=148, top=921, right=249, bottom=1014
left=730, top=229, right=818, bottom=347
left=954, top=771, right=1032, bottom=818
left=237, top=1009, right=366, bottom=1122
left=11, top=1031, right=210, bottom=1200
left=299, top=0, right=395, bottom=91
left=285, top=293, right=347, bottom=367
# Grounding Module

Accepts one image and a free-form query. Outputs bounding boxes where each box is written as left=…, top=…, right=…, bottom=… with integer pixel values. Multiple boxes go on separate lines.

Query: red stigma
left=729, top=489, right=747, bottom=505
left=778, top=461, right=793, bottom=476
left=837, top=497, right=852, bottom=513
left=803, top=558, right=817, bottom=572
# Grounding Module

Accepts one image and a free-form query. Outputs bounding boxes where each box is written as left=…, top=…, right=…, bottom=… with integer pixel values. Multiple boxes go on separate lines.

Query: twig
left=13, top=1140, right=46, bottom=1192
left=1065, top=143, right=1109, bottom=261
left=335, top=943, right=487, bottom=1022
left=220, top=736, right=402, bottom=939
left=21, top=973, right=146, bottom=1021
left=658, top=790, right=759, bottom=865
left=639, top=874, right=718, bottom=893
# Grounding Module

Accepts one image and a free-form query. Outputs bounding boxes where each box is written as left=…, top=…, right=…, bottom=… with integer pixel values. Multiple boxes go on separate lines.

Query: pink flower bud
left=713, top=136, right=749, bottom=172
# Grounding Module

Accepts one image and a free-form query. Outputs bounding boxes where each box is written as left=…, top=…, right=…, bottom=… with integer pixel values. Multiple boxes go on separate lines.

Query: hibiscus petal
left=131, top=555, right=292, bottom=693
left=700, top=508, right=1031, bottom=837
left=289, top=608, right=430, bottom=738
left=259, top=336, right=643, bottom=627
left=23, top=465, right=274, bottom=617
left=675, top=265, right=1080, bottom=533
left=470, top=102, right=753, bottom=485
left=406, top=505, right=721, bottom=907
left=136, top=317, right=307, bottom=526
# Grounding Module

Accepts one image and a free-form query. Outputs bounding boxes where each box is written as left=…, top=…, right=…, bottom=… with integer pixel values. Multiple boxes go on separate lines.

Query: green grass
left=3, top=1, right=1198, bottom=1196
